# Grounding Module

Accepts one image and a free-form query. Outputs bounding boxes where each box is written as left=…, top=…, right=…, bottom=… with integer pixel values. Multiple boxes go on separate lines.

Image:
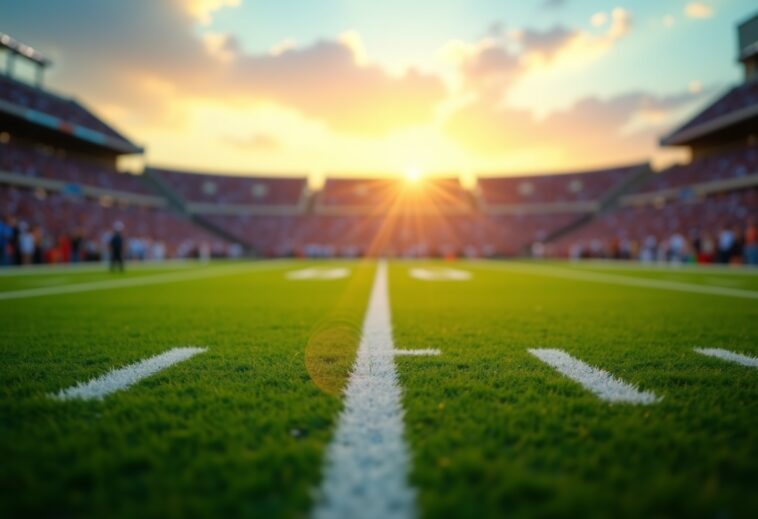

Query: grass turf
left=1, top=259, right=756, bottom=518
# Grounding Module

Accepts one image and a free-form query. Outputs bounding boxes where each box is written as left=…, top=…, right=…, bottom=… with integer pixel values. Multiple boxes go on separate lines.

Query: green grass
left=1, top=259, right=756, bottom=518
left=0, top=264, right=202, bottom=292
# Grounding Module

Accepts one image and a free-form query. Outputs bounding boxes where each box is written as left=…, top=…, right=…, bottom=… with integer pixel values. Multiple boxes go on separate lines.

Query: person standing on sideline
left=0, top=215, right=10, bottom=266
left=717, top=226, right=735, bottom=264
left=19, top=222, right=35, bottom=265
left=745, top=219, right=758, bottom=266
left=109, top=222, right=125, bottom=273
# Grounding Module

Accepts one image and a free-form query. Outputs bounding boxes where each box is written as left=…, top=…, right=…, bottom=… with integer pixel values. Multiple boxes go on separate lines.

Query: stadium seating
left=1, top=139, right=152, bottom=195
left=636, top=146, right=758, bottom=194
left=149, top=168, right=306, bottom=207
left=671, top=80, right=758, bottom=136
left=477, top=164, right=642, bottom=206
left=549, top=188, right=758, bottom=260
left=317, top=177, right=473, bottom=214
left=0, top=75, right=126, bottom=141
left=0, top=184, right=232, bottom=261
left=548, top=144, right=758, bottom=261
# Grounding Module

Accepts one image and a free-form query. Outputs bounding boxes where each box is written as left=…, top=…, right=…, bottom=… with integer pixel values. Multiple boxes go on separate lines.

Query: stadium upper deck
left=315, top=177, right=473, bottom=214
left=476, top=164, right=646, bottom=209
left=1, top=17, right=757, bottom=264
left=0, top=74, right=140, bottom=154
left=148, top=168, right=307, bottom=212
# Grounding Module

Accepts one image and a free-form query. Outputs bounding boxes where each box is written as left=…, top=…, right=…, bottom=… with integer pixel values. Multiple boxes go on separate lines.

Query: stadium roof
left=660, top=80, right=758, bottom=147
left=0, top=74, right=142, bottom=154
left=738, top=13, right=758, bottom=61
left=0, top=32, right=50, bottom=68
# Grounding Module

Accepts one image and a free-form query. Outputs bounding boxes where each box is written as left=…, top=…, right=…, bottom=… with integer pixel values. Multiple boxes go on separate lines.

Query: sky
left=1, top=0, right=756, bottom=178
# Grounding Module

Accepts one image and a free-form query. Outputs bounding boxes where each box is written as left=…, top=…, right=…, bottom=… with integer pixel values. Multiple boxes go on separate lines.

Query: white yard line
left=0, top=262, right=287, bottom=301
left=286, top=267, right=351, bottom=280
left=408, top=267, right=471, bottom=281
left=52, top=347, right=207, bottom=401
left=313, top=261, right=416, bottom=519
left=474, top=261, right=758, bottom=300
left=562, top=259, right=758, bottom=276
left=528, top=349, right=660, bottom=404
left=0, top=258, right=201, bottom=277
left=694, top=348, right=758, bottom=368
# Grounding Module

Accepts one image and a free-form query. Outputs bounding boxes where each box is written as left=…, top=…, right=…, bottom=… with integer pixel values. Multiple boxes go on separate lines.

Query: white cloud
left=607, top=8, right=632, bottom=39
left=591, top=12, right=608, bottom=27
left=684, top=2, right=714, bottom=19
left=270, top=39, right=298, bottom=57
left=183, top=0, right=242, bottom=25
left=338, top=30, right=369, bottom=66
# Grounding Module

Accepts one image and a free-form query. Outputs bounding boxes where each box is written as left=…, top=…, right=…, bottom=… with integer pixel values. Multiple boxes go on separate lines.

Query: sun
left=404, top=167, right=424, bottom=184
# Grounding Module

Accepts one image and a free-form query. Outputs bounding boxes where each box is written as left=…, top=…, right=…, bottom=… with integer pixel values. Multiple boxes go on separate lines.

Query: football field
left=1, top=259, right=757, bottom=518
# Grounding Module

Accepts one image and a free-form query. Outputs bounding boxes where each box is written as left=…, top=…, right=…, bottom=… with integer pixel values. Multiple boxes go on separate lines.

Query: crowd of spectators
left=0, top=185, right=237, bottom=266
left=151, top=168, right=306, bottom=206
left=0, top=75, right=126, bottom=141
left=318, top=178, right=473, bottom=214
left=1, top=139, right=152, bottom=195
left=476, top=164, right=641, bottom=205
left=202, top=211, right=579, bottom=259
left=639, top=146, right=758, bottom=193
left=551, top=189, right=758, bottom=265
left=671, top=80, right=758, bottom=136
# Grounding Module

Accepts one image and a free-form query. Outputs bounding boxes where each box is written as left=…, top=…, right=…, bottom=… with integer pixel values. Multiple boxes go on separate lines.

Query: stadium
left=1, top=2, right=757, bottom=518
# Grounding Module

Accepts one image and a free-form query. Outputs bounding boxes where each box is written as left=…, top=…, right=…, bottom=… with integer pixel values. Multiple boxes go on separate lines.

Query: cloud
left=450, top=8, right=632, bottom=98
left=223, top=132, right=281, bottom=151
left=219, top=39, right=445, bottom=134
left=444, top=88, right=709, bottom=165
left=0, top=0, right=445, bottom=136
left=1, top=0, right=696, bottom=174
left=518, top=26, right=575, bottom=59
left=684, top=2, right=714, bottom=19
left=606, top=7, right=632, bottom=39
left=182, top=0, right=241, bottom=25
left=591, top=12, right=608, bottom=27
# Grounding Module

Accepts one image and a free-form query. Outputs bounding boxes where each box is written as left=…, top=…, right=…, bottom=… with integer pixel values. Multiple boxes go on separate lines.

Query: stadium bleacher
left=0, top=184, right=231, bottom=261
left=1, top=30, right=757, bottom=266
left=550, top=188, right=758, bottom=260
left=0, top=75, right=235, bottom=262
left=317, top=177, right=473, bottom=214
left=149, top=168, right=306, bottom=207
left=0, top=74, right=127, bottom=142
left=476, top=164, right=642, bottom=206
left=666, top=80, right=758, bottom=139
left=1, top=139, right=153, bottom=195
left=637, top=146, right=758, bottom=194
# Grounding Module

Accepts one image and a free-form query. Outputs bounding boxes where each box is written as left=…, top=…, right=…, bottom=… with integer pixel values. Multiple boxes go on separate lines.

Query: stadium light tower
left=0, top=32, right=51, bottom=87
left=738, top=13, right=758, bottom=82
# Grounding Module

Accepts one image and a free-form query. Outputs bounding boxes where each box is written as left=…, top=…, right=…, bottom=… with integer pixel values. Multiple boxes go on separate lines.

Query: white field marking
left=694, top=348, right=758, bottom=368
left=472, top=261, right=758, bottom=300
left=394, top=349, right=441, bottom=356
left=0, top=258, right=201, bottom=277
left=0, top=261, right=289, bottom=301
left=408, top=267, right=471, bottom=281
left=286, top=267, right=351, bottom=280
left=528, top=349, right=660, bottom=404
left=313, top=261, right=415, bottom=519
left=564, top=259, right=758, bottom=276
left=53, top=347, right=207, bottom=401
